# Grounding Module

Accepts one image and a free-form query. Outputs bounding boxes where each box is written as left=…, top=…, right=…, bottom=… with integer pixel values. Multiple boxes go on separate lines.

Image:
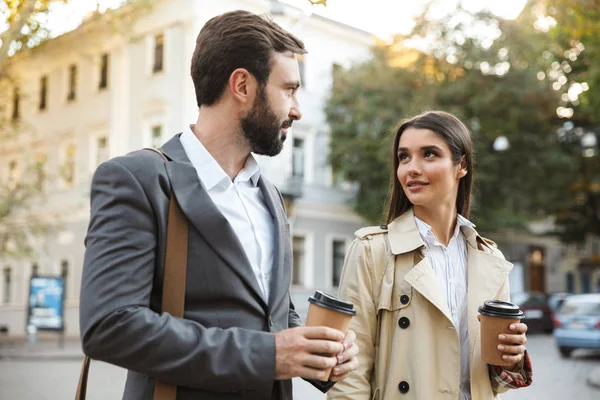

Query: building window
left=62, top=144, right=76, bottom=187
left=96, top=136, right=109, bottom=166
left=67, top=64, right=77, bottom=101
left=332, top=240, right=346, bottom=287
left=31, top=263, right=39, bottom=277
left=7, top=160, right=19, bottom=190
left=292, top=236, right=305, bottom=286
left=332, top=63, right=343, bottom=87
left=151, top=125, right=163, bottom=148
left=153, top=33, right=164, bottom=73
left=12, top=87, right=19, bottom=120
left=297, top=54, right=306, bottom=86
left=34, top=152, right=47, bottom=191
left=566, top=272, right=574, bottom=293
left=99, top=53, right=109, bottom=90
left=292, top=137, right=304, bottom=180
left=3, top=267, right=11, bottom=304
left=61, top=260, right=68, bottom=299
left=40, top=76, right=48, bottom=110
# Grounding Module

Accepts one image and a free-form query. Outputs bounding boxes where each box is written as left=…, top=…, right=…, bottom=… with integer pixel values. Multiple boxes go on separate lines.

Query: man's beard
left=240, top=86, right=292, bottom=156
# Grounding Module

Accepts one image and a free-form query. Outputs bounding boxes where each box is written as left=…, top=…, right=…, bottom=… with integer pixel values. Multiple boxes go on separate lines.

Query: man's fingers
left=343, top=329, right=356, bottom=350
left=300, top=354, right=338, bottom=370
left=304, top=339, right=344, bottom=356
left=337, top=343, right=359, bottom=364
left=302, top=326, right=345, bottom=341
left=331, top=356, right=359, bottom=376
left=329, top=372, right=351, bottom=382
left=296, top=366, right=334, bottom=381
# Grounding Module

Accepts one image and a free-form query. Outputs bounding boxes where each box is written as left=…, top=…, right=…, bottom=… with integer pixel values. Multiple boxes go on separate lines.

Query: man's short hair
left=191, top=10, right=307, bottom=107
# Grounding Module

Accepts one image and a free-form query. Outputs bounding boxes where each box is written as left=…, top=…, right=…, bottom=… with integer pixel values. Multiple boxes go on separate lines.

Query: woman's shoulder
left=354, top=224, right=390, bottom=240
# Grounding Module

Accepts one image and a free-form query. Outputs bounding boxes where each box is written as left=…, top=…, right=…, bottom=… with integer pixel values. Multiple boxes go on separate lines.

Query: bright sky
left=282, top=0, right=527, bottom=37
left=45, top=0, right=528, bottom=39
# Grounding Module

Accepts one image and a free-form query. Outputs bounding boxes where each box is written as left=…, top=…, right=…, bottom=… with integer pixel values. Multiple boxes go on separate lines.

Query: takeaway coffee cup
left=478, top=300, right=525, bottom=366
left=305, top=290, right=357, bottom=380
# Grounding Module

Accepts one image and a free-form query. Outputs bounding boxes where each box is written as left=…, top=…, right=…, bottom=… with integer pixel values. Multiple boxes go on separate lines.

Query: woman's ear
left=457, top=156, right=468, bottom=179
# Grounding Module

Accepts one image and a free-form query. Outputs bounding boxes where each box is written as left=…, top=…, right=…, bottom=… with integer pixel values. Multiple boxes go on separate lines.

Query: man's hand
left=329, top=329, right=359, bottom=382
left=274, top=326, right=345, bottom=381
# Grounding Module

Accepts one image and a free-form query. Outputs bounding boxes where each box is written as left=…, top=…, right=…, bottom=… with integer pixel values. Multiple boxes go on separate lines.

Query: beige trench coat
left=328, top=209, right=524, bottom=400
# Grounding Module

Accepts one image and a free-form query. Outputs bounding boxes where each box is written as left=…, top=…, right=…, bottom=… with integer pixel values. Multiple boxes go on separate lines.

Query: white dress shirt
left=180, top=126, right=275, bottom=300
left=415, top=214, right=475, bottom=400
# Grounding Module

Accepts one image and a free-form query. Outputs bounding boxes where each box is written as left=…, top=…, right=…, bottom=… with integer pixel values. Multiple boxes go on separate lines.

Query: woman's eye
left=398, top=153, right=409, bottom=161
left=424, top=150, right=437, bottom=158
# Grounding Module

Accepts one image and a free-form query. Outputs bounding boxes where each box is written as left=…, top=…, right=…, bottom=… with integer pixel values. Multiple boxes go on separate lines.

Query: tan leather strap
left=75, top=148, right=188, bottom=400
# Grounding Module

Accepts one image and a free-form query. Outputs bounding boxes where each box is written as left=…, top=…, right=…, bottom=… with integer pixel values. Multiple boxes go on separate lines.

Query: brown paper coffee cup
left=305, top=291, right=356, bottom=380
left=478, top=300, right=524, bottom=367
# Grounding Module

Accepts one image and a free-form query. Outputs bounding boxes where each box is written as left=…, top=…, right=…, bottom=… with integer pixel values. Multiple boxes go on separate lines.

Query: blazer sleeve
left=327, top=238, right=378, bottom=400
left=288, top=293, right=304, bottom=328
left=79, top=159, right=276, bottom=397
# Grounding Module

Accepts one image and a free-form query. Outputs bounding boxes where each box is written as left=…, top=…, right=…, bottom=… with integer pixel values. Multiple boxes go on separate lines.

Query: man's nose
left=289, top=99, right=302, bottom=121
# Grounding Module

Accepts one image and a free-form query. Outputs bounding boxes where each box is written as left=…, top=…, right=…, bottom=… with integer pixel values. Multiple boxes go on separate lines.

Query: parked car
left=553, top=293, right=600, bottom=357
left=510, top=291, right=554, bottom=333
left=547, top=292, right=570, bottom=316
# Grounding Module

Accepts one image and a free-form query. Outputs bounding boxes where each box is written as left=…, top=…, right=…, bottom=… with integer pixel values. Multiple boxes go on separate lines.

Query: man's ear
left=457, top=156, right=468, bottom=179
left=229, top=68, right=257, bottom=105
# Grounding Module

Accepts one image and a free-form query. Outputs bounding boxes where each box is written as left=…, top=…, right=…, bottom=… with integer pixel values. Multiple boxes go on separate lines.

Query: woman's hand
left=497, top=322, right=528, bottom=370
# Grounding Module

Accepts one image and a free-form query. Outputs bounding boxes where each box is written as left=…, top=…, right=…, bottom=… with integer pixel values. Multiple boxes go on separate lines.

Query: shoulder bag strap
left=75, top=148, right=188, bottom=400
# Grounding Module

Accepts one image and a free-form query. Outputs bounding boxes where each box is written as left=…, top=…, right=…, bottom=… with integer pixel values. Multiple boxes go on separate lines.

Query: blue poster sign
left=27, top=276, right=65, bottom=331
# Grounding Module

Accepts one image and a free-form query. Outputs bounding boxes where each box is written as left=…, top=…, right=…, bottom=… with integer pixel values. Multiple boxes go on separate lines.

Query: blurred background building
left=1, top=0, right=599, bottom=339
left=0, top=0, right=372, bottom=336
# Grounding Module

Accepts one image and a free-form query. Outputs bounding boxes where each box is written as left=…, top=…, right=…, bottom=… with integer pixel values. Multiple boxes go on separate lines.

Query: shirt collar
left=180, top=125, right=261, bottom=190
left=414, top=214, right=475, bottom=245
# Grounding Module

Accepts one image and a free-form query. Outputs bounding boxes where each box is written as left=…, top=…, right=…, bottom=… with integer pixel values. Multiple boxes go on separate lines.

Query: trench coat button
left=379, top=225, right=388, bottom=230
left=398, top=317, right=410, bottom=329
left=398, top=381, right=410, bottom=394
left=400, top=295, right=410, bottom=305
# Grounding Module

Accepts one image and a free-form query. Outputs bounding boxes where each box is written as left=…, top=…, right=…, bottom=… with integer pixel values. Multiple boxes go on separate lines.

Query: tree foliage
left=327, top=2, right=580, bottom=236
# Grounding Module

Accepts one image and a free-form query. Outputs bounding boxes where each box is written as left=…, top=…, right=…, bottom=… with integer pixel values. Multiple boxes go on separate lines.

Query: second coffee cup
left=305, top=290, right=357, bottom=380
left=478, top=300, right=524, bottom=366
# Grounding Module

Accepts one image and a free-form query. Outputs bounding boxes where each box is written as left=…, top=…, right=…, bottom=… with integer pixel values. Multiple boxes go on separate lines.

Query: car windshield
left=559, top=301, right=600, bottom=316
left=511, top=293, right=530, bottom=306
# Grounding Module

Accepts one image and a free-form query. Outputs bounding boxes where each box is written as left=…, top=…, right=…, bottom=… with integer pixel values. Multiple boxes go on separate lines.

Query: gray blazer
left=80, top=134, right=302, bottom=400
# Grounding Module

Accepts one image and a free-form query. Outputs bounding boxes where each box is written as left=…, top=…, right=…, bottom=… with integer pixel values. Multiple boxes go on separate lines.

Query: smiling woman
left=328, top=111, right=534, bottom=400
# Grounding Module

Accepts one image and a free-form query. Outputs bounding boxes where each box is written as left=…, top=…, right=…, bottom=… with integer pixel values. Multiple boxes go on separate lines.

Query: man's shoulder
left=99, top=149, right=168, bottom=177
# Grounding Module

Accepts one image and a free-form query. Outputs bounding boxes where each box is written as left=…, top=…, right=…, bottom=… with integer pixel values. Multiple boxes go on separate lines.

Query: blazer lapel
left=160, top=135, right=269, bottom=310
left=465, top=233, right=514, bottom=363
left=258, top=178, right=290, bottom=309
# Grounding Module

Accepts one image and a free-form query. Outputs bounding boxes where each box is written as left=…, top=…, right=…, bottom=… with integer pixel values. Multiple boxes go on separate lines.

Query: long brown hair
left=385, top=111, right=474, bottom=224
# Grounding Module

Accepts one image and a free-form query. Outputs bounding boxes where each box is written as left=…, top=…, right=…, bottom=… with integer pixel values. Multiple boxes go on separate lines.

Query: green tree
left=532, top=0, right=600, bottom=243
left=327, top=3, right=577, bottom=235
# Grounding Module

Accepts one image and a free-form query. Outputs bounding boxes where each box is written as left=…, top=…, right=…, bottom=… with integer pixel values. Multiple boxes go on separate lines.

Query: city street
left=0, top=333, right=598, bottom=399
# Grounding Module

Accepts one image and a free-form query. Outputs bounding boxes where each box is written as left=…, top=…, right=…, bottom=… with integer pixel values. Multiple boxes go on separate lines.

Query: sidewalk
left=0, top=336, right=83, bottom=361
left=588, top=367, right=600, bottom=389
